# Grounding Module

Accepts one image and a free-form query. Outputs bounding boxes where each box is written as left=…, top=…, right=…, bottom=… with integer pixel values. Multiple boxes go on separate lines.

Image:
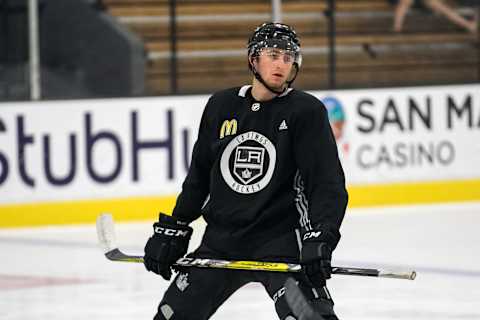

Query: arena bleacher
left=101, top=0, right=479, bottom=95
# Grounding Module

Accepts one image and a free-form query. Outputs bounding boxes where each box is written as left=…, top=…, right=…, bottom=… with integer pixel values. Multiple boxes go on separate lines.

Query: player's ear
left=250, top=55, right=258, bottom=69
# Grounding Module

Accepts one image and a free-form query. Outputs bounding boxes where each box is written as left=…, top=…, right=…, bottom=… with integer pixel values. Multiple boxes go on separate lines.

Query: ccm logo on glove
left=154, top=226, right=191, bottom=237
left=303, top=231, right=322, bottom=241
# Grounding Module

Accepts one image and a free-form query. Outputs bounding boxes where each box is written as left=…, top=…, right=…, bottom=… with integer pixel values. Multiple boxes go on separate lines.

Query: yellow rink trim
left=0, top=196, right=178, bottom=228
left=1, top=179, right=479, bottom=228
left=348, top=178, right=480, bottom=207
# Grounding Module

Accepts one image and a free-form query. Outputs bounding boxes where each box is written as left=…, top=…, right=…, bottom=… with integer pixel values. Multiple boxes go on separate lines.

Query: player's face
left=254, top=48, right=295, bottom=90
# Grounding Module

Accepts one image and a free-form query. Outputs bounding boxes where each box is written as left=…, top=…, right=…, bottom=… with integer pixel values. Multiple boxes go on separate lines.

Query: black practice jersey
left=172, top=85, right=348, bottom=259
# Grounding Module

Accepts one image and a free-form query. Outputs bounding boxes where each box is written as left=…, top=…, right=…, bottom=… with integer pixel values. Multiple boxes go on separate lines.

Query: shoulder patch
left=220, top=119, right=238, bottom=138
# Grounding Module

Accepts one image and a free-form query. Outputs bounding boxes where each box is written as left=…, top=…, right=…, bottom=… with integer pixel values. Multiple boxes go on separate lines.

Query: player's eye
left=282, top=52, right=295, bottom=63
left=263, top=49, right=295, bottom=64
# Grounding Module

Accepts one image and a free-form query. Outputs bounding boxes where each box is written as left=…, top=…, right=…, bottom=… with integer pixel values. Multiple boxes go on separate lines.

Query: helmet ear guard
left=295, top=53, right=303, bottom=68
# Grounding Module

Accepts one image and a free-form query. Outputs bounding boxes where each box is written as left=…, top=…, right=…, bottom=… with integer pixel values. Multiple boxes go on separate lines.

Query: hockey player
left=143, top=22, right=348, bottom=320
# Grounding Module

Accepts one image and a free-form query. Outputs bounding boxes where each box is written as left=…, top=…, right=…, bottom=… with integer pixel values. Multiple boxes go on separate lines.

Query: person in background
left=322, top=96, right=349, bottom=169
left=390, top=0, right=477, bottom=33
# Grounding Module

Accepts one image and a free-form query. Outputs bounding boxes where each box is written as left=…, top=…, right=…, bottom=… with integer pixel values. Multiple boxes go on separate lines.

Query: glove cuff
left=158, top=212, right=190, bottom=226
left=154, top=213, right=193, bottom=239
left=301, top=227, right=340, bottom=250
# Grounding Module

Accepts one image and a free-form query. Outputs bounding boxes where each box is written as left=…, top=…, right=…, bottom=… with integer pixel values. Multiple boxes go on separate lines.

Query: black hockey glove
left=144, top=213, right=193, bottom=281
left=301, top=231, right=333, bottom=287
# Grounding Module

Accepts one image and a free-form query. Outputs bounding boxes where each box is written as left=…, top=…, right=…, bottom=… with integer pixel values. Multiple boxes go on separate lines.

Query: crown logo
left=241, top=169, right=252, bottom=179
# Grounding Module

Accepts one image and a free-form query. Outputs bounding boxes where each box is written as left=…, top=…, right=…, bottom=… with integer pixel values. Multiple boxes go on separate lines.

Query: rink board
left=1, top=178, right=480, bottom=227
left=1, top=84, right=479, bottom=227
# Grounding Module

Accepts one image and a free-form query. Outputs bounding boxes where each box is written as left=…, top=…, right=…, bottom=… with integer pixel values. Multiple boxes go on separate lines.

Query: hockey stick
left=96, top=214, right=416, bottom=280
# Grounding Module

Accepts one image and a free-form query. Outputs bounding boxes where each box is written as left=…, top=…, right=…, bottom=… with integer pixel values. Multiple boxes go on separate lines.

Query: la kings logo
left=220, top=131, right=276, bottom=194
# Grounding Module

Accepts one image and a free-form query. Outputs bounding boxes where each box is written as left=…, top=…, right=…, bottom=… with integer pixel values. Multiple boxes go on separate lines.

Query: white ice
left=1, top=202, right=479, bottom=319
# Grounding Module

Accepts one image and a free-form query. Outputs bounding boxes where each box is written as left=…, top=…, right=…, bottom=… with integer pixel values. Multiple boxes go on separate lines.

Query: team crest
left=176, top=272, right=190, bottom=292
left=234, top=146, right=265, bottom=184
left=220, top=131, right=276, bottom=194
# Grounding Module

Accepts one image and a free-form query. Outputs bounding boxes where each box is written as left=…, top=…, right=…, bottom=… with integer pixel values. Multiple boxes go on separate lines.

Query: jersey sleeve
left=292, top=100, right=348, bottom=250
left=171, top=99, right=215, bottom=223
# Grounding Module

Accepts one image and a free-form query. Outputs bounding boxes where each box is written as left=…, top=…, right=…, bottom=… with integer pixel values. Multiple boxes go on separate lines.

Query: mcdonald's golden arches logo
left=220, top=119, right=238, bottom=138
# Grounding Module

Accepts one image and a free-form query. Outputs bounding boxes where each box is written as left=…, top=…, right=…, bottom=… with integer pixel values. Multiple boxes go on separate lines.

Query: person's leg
left=394, top=0, right=415, bottom=32
left=284, top=277, right=340, bottom=320
left=258, top=272, right=338, bottom=320
left=154, top=267, right=250, bottom=320
left=423, top=0, right=477, bottom=32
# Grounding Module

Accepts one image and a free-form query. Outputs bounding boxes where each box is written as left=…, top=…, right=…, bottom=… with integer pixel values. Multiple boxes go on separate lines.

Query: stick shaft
left=97, top=214, right=416, bottom=280
left=104, top=249, right=416, bottom=280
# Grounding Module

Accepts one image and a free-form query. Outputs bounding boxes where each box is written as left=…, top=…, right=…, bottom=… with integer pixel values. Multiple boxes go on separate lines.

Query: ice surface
left=1, top=202, right=479, bottom=319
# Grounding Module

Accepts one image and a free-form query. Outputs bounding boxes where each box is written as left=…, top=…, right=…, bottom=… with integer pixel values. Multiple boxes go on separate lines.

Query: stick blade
left=105, top=248, right=144, bottom=263
left=96, top=213, right=117, bottom=253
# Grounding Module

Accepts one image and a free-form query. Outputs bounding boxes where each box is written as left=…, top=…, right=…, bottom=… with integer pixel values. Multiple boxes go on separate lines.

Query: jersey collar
left=237, top=85, right=293, bottom=98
